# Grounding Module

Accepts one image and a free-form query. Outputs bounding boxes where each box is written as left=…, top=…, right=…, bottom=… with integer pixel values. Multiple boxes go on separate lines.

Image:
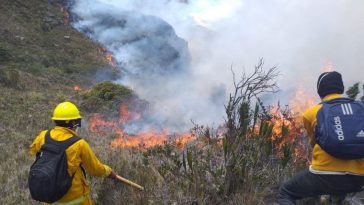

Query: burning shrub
left=86, top=60, right=311, bottom=204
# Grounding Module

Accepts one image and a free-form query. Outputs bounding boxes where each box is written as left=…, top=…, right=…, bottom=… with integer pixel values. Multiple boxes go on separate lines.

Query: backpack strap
left=43, top=130, right=85, bottom=178
left=44, top=129, right=82, bottom=152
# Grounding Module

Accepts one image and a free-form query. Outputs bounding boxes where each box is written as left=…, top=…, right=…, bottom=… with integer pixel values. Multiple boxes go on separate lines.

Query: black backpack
left=28, top=130, right=81, bottom=203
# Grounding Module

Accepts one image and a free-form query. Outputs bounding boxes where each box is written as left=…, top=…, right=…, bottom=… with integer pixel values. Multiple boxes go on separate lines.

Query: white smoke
left=70, top=0, right=364, bottom=131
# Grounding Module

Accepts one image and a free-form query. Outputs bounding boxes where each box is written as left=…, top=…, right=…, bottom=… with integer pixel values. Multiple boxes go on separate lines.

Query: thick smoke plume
left=69, top=0, right=364, bottom=131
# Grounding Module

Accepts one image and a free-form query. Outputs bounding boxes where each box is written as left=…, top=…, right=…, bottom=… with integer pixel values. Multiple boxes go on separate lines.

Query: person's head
left=52, top=102, right=82, bottom=130
left=317, top=71, right=344, bottom=99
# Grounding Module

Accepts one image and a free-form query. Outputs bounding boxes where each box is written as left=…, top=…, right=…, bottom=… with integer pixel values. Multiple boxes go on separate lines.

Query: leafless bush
left=223, top=59, right=279, bottom=195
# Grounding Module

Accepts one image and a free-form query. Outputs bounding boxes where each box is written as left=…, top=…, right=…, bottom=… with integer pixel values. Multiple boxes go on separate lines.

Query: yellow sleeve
left=303, top=114, right=315, bottom=147
left=302, top=104, right=322, bottom=147
left=80, top=140, right=112, bottom=177
left=29, top=130, right=46, bottom=156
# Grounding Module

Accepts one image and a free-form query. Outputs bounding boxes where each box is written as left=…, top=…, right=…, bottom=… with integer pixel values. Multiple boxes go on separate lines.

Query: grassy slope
left=0, top=0, right=115, bottom=203
left=0, top=0, right=106, bottom=78
left=0, top=1, right=157, bottom=204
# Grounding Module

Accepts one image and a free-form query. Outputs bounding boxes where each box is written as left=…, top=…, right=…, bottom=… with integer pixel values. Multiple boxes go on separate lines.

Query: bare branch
left=224, top=58, right=279, bottom=139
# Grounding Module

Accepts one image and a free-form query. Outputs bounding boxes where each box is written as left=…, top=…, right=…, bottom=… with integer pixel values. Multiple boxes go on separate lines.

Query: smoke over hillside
left=69, top=0, right=364, bottom=131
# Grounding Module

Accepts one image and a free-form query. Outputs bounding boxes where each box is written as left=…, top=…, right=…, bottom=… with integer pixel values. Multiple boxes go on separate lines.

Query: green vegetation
left=346, top=83, right=360, bottom=99
left=79, top=81, right=135, bottom=115
left=0, top=0, right=116, bottom=84
left=346, top=83, right=364, bottom=102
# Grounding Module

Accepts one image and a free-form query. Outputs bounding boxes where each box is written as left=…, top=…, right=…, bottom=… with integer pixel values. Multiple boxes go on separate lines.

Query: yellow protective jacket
left=303, top=93, right=364, bottom=174
left=29, top=126, right=112, bottom=204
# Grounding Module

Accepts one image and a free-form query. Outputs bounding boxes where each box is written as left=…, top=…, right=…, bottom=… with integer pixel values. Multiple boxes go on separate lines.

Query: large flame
left=267, top=82, right=316, bottom=163
left=111, top=130, right=168, bottom=149
left=88, top=104, right=196, bottom=149
left=87, top=84, right=314, bottom=160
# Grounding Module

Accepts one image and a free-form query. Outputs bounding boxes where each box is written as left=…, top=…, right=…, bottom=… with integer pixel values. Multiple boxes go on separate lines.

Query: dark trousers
left=277, top=169, right=364, bottom=205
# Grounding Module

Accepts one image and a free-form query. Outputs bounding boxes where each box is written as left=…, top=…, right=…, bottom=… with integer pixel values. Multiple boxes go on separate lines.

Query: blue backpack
left=315, top=98, right=364, bottom=159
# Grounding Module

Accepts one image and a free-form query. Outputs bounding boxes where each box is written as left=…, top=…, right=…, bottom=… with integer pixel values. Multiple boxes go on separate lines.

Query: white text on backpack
left=334, top=116, right=344, bottom=141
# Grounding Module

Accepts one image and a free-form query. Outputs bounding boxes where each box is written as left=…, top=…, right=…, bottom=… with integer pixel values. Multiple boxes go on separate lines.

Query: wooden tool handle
left=115, top=175, right=144, bottom=191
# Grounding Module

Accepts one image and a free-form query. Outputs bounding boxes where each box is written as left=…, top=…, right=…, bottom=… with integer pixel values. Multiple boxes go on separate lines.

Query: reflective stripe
left=344, top=104, right=350, bottom=115
left=53, top=195, right=85, bottom=205
left=341, top=104, right=347, bottom=115
left=347, top=103, right=353, bottom=114
left=341, top=104, right=349, bottom=115
left=341, top=103, right=353, bottom=115
left=309, top=165, right=364, bottom=176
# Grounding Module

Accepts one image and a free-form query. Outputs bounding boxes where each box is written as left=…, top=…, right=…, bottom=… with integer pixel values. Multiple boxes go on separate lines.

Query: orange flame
left=105, top=52, right=117, bottom=68
left=105, top=53, right=113, bottom=62
left=110, top=130, right=196, bottom=149
left=119, top=104, right=131, bottom=124
left=172, top=133, right=196, bottom=149
left=73, top=85, right=82, bottom=91
left=88, top=113, right=120, bottom=134
left=88, top=104, right=196, bottom=150
left=267, top=82, right=317, bottom=163
left=98, top=47, right=117, bottom=68
left=111, top=130, right=168, bottom=149
left=268, top=104, right=307, bottom=163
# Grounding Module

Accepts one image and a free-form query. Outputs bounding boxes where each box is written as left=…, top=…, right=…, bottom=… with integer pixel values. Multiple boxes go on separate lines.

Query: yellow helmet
left=51, top=102, right=82, bottom=120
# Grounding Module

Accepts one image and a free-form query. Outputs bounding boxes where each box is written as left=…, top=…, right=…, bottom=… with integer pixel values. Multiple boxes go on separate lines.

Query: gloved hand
left=108, top=170, right=117, bottom=180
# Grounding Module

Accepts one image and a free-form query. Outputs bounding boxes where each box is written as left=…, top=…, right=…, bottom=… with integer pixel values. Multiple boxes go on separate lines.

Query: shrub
left=346, top=83, right=360, bottom=99
left=80, top=81, right=137, bottom=116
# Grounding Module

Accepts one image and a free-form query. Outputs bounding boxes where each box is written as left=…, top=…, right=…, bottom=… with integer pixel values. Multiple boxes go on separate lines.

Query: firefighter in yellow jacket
left=277, top=71, right=364, bottom=204
left=30, top=102, right=117, bottom=205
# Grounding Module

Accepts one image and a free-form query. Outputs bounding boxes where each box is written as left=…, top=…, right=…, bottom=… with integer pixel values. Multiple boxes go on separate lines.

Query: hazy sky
left=91, top=0, right=364, bottom=87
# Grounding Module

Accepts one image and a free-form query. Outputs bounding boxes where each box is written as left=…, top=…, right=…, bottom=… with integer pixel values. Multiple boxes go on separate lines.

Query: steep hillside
left=0, top=0, right=118, bottom=83
left=0, top=0, right=117, bottom=203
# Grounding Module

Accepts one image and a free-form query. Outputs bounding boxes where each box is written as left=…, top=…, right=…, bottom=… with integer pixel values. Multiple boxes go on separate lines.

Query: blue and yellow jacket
left=30, top=126, right=112, bottom=205
left=303, top=93, right=364, bottom=174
